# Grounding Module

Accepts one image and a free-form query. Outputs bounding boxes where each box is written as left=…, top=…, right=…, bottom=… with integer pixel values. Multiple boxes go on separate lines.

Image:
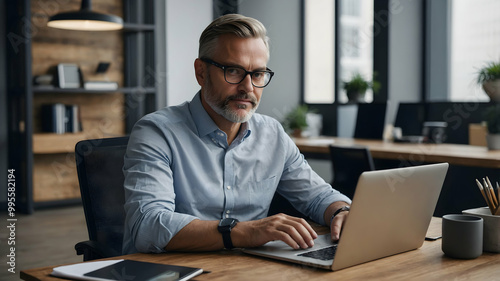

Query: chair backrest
left=329, top=144, right=375, bottom=200
left=75, top=136, right=129, bottom=258
left=353, top=102, right=387, bottom=139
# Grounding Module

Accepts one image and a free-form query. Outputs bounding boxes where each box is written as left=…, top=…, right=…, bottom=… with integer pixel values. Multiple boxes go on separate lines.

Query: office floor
left=1, top=205, right=87, bottom=280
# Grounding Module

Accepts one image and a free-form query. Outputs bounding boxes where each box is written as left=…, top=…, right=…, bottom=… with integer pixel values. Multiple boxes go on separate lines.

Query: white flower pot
left=486, top=134, right=500, bottom=150
left=463, top=207, right=500, bottom=253
left=482, top=80, right=500, bottom=102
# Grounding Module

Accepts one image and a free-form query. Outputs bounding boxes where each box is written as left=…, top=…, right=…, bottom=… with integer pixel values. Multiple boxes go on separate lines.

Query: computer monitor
left=394, top=102, right=426, bottom=136
left=354, top=102, right=387, bottom=139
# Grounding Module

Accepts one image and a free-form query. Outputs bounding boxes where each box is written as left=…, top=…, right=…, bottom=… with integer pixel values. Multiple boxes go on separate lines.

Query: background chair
left=75, top=136, right=129, bottom=261
left=329, top=144, right=375, bottom=200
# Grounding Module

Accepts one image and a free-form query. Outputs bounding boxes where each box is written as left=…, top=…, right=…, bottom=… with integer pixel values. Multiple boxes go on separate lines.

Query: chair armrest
left=75, top=240, right=121, bottom=261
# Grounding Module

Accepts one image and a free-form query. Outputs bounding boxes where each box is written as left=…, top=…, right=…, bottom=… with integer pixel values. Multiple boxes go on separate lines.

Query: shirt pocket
left=237, top=175, right=278, bottom=213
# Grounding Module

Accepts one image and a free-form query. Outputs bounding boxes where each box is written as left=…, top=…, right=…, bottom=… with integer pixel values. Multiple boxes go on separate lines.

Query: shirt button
left=225, top=214, right=229, bottom=218
left=226, top=210, right=231, bottom=214
left=227, top=185, right=231, bottom=190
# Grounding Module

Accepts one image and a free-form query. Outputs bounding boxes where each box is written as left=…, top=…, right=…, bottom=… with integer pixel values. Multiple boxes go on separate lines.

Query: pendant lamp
left=47, top=0, right=123, bottom=31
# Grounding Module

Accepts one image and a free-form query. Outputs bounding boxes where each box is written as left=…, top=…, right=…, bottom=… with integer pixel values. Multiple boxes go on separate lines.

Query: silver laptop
left=243, top=163, right=449, bottom=271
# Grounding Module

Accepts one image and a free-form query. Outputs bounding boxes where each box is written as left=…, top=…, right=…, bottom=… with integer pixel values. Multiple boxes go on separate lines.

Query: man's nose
left=238, top=73, right=254, bottom=92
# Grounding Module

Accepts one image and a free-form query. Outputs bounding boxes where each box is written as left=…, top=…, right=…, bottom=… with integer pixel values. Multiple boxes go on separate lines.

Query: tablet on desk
left=51, top=259, right=203, bottom=281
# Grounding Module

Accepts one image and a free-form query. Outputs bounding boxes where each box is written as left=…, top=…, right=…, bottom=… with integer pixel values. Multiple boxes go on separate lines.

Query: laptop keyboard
left=297, top=244, right=338, bottom=261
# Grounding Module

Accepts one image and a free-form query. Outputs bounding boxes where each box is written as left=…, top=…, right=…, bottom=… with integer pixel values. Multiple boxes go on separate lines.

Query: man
left=123, top=14, right=351, bottom=254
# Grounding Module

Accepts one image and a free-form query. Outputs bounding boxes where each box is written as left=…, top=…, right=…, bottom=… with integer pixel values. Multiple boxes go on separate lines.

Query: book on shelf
left=84, top=81, right=118, bottom=90
left=41, top=103, right=82, bottom=134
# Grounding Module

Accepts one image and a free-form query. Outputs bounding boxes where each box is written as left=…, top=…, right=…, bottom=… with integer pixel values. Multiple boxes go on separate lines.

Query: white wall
left=386, top=0, right=424, bottom=125
left=239, top=0, right=302, bottom=122
left=165, top=0, right=213, bottom=106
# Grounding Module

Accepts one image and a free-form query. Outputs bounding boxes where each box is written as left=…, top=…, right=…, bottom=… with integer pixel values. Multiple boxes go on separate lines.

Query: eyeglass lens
left=224, top=67, right=272, bottom=87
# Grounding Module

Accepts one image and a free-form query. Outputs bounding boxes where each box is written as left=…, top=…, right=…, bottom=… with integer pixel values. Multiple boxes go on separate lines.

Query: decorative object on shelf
left=343, top=72, right=380, bottom=103
left=47, top=0, right=123, bottom=31
left=476, top=61, right=500, bottom=102
left=33, top=74, right=54, bottom=86
left=57, top=63, right=82, bottom=89
left=282, top=105, right=309, bottom=138
left=484, top=104, right=500, bottom=150
left=84, top=62, right=118, bottom=90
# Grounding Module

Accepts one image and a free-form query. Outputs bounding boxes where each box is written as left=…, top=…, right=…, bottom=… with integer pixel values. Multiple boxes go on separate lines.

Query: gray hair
left=199, top=14, right=270, bottom=59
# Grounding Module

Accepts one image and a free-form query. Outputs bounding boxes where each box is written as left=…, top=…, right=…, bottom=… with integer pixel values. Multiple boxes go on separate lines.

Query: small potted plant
left=476, top=61, right=500, bottom=102
left=343, top=72, right=380, bottom=103
left=283, top=105, right=309, bottom=137
left=484, top=104, right=500, bottom=150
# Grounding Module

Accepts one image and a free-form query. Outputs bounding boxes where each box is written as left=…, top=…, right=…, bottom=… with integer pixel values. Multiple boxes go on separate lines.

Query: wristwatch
left=330, top=206, right=350, bottom=225
left=218, top=218, right=239, bottom=249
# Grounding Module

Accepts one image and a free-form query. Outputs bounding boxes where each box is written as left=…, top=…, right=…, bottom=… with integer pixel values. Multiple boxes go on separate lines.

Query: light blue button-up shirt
left=122, top=92, right=351, bottom=254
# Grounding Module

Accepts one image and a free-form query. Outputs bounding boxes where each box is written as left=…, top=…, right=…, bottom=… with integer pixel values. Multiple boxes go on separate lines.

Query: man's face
left=199, top=34, right=269, bottom=123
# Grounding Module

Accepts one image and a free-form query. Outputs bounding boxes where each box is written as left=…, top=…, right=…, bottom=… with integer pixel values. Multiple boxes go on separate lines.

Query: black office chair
left=329, top=144, right=375, bottom=200
left=268, top=193, right=308, bottom=219
left=75, top=136, right=129, bottom=261
left=353, top=102, right=387, bottom=139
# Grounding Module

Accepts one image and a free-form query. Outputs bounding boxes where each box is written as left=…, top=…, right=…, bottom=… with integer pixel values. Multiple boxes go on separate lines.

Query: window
left=303, top=0, right=374, bottom=104
left=303, top=0, right=335, bottom=104
left=449, top=0, right=500, bottom=101
left=338, top=0, right=374, bottom=103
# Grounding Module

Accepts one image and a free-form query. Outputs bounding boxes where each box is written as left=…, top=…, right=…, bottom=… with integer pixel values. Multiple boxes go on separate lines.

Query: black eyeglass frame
left=201, top=58, right=275, bottom=88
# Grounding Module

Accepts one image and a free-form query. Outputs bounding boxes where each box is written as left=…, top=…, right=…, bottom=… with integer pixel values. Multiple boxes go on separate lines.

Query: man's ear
left=194, top=58, right=206, bottom=86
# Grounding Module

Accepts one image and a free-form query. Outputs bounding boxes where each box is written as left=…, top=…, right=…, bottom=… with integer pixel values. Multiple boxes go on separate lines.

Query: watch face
left=219, top=218, right=238, bottom=228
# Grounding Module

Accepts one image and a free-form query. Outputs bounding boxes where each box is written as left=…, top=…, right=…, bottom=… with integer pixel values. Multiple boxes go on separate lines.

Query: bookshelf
left=6, top=0, right=157, bottom=213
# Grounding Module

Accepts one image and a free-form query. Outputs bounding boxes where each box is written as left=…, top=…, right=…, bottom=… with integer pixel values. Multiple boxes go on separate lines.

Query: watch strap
left=221, top=231, right=234, bottom=249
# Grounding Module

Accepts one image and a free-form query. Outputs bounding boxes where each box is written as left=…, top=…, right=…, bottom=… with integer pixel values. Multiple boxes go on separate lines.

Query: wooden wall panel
left=31, top=0, right=126, bottom=202
left=33, top=153, right=80, bottom=202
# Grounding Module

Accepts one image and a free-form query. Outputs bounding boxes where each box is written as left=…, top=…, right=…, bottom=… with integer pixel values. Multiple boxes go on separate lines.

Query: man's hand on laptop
left=232, top=213, right=318, bottom=250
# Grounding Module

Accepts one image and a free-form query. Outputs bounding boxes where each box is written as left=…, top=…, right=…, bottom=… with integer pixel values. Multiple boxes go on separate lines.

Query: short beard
left=203, top=76, right=259, bottom=123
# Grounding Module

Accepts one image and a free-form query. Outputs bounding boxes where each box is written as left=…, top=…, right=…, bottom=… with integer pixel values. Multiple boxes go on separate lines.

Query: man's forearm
left=165, top=219, right=223, bottom=251
left=165, top=214, right=319, bottom=252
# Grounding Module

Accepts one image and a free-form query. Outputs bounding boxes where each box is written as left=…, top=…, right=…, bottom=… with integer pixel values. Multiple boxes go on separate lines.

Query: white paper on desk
left=51, top=259, right=124, bottom=281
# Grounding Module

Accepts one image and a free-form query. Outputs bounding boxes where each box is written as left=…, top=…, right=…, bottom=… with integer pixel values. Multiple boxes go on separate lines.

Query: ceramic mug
left=442, top=214, right=483, bottom=259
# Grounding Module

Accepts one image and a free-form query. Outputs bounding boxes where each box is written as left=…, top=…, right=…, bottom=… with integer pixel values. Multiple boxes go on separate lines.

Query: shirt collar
left=189, top=91, right=252, bottom=141
left=189, top=91, right=219, bottom=138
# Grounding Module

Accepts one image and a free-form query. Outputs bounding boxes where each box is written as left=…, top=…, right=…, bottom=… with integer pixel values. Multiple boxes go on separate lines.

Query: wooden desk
left=294, top=137, right=500, bottom=169
left=20, top=218, right=500, bottom=281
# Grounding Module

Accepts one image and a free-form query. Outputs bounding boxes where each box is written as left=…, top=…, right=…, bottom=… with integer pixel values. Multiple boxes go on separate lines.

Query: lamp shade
left=47, top=0, right=123, bottom=31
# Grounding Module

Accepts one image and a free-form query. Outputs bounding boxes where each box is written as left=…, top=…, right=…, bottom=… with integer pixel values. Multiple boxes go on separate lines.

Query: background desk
left=294, top=137, right=500, bottom=216
left=294, top=137, right=500, bottom=168
left=20, top=218, right=500, bottom=281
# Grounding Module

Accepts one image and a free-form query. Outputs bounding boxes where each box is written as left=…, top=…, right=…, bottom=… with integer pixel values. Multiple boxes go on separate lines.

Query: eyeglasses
left=201, top=58, right=274, bottom=88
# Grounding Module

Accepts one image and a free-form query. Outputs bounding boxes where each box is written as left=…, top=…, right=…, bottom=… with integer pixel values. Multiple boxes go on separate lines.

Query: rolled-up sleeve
left=122, top=118, right=198, bottom=254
